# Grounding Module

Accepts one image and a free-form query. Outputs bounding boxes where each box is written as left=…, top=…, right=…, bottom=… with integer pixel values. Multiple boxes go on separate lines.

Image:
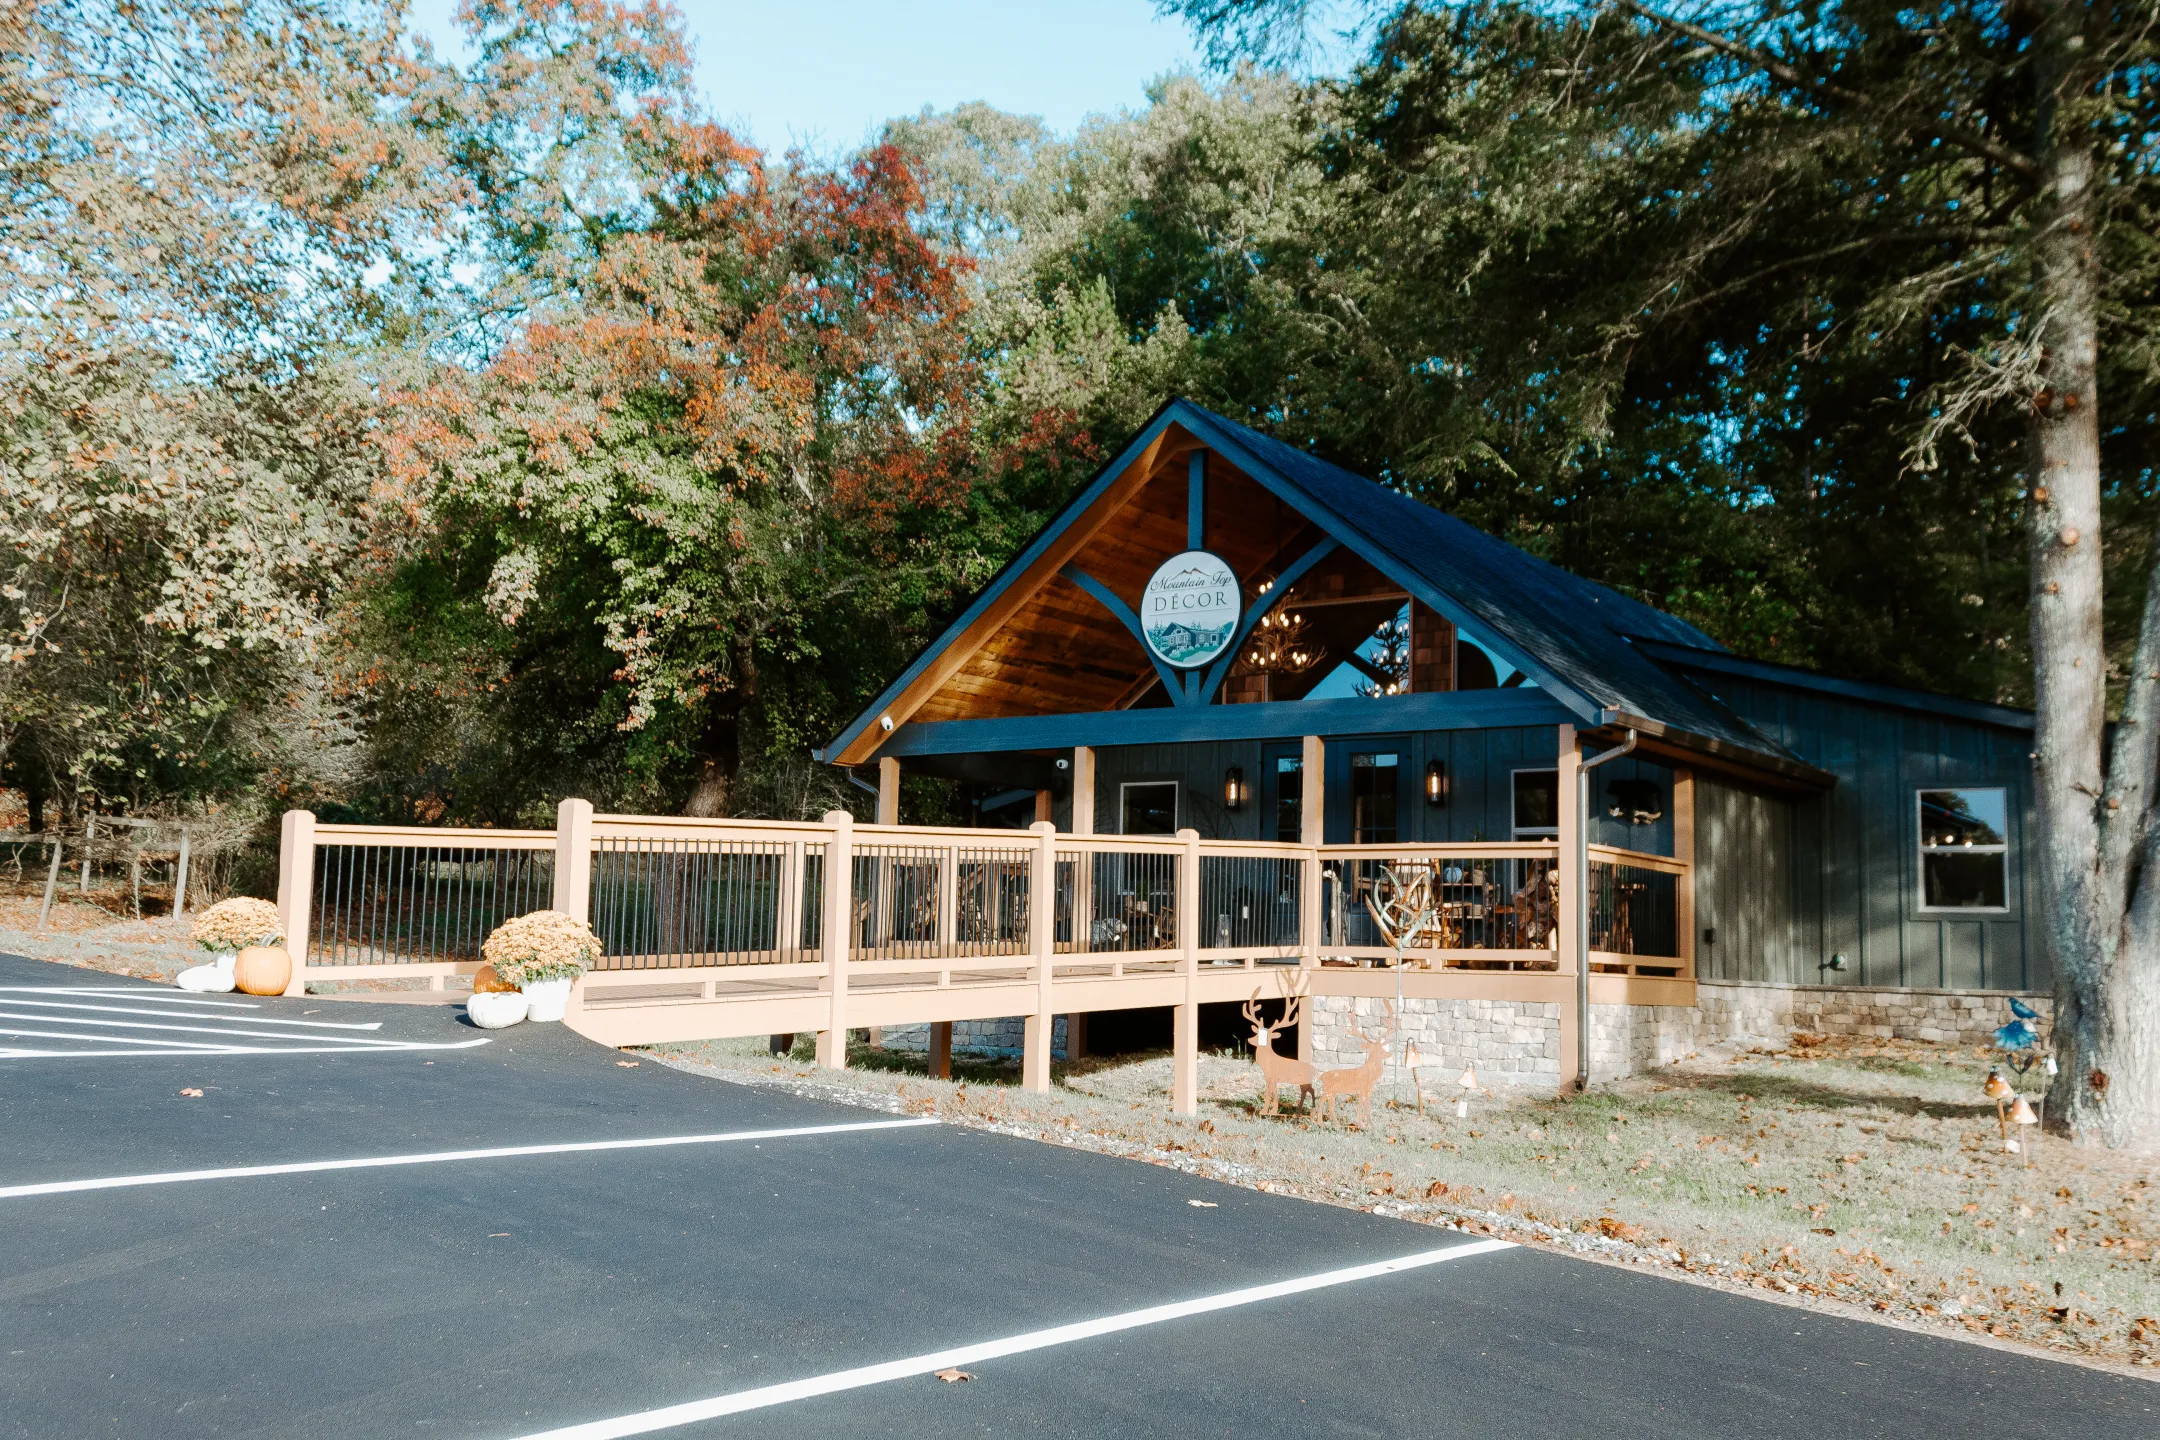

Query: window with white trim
left=1120, top=781, right=1179, bottom=836
left=1512, top=768, right=1559, bottom=839
left=1918, top=788, right=2009, bottom=910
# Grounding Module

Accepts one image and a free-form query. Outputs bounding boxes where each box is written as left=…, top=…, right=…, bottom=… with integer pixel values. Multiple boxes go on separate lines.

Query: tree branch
left=1606, top=0, right=2041, bottom=182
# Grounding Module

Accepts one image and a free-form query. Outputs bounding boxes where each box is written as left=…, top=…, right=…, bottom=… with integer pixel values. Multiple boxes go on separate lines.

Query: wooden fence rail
left=274, top=803, right=1694, bottom=1106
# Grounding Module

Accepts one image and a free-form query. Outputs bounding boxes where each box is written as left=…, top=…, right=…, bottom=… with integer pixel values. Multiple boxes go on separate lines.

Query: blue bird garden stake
left=1992, top=997, right=2054, bottom=1146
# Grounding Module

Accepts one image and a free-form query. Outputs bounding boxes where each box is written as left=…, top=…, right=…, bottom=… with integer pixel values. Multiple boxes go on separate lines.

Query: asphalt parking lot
left=2, top=951, right=2152, bottom=1439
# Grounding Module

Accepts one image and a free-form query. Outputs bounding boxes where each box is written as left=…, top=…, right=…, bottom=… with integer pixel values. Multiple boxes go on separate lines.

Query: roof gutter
left=1596, top=710, right=1835, bottom=792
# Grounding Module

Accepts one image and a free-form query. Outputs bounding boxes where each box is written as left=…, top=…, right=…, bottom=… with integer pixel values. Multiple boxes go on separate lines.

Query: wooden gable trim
left=826, top=417, right=1185, bottom=766
left=1168, top=405, right=1604, bottom=725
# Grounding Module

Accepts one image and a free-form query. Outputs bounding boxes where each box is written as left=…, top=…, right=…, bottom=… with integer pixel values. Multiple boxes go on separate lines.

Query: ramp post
left=1173, top=826, right=1201, bottom=1116
left=276, top=809, right=316, bottom=997
left=818, top=810, right=854, bottom=1069
left=1024, top=820, right=1057, bottom=1092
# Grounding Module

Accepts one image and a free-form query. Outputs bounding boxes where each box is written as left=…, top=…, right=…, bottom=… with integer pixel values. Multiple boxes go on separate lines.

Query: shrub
left=190, top=897, right=283, bottom=951
left=481, top=910, right=601, bottom=986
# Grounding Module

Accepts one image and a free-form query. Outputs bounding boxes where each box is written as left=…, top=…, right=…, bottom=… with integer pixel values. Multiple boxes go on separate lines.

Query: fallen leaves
left=178, top=1087, right=203, bottom=1097
left=1188, top=1199, right=1218, bottom=1208
left=616, top=1060, right=640, bottom=1068
left=933, top=1368, right=974, bottom=1384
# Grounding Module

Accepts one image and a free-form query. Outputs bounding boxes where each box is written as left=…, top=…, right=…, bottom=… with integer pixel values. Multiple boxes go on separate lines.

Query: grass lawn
left=651, top=1030, right=2158, bottom=1371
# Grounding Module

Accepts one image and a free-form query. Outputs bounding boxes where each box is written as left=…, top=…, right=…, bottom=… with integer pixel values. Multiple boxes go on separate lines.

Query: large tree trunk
left=2030, top=7, right=2160, bottom=1147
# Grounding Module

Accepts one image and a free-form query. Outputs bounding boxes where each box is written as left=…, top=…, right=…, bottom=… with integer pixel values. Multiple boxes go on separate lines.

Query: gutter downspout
left=1575, top=728, right=1637, bottom=1092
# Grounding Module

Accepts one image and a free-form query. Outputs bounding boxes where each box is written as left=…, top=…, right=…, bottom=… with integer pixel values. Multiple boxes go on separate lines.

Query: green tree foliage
left=1162, top=0, right=2160, bottom=1145
left=0, top=0, right=449, bottom=823
left=357, top=1, right=1002, bottom=824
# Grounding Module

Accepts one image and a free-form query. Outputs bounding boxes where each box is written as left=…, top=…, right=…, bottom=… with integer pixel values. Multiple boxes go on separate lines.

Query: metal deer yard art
left=1244, top=984, right=1316, bottom=1116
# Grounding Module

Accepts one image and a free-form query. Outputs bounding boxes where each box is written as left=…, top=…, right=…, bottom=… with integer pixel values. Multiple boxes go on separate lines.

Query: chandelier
left=1242, top=578, right=1323, bottom=674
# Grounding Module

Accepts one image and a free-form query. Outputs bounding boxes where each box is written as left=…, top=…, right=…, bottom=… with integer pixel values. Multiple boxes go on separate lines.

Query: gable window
left=1121, top=781, right=1179, bottom=836
left=1919, top=788, right=2009, bottom=910
left=1512, top=769, right=1559, bottom=839
left=1349, top=751, right=1400, bottom=843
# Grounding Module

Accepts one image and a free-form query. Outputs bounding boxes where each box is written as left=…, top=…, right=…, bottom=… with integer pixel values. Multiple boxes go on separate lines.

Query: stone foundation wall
left=1695, top=979, right=2048, bottom=1047
left=1308, top=994, right=1562, bottom=1087
left=1587, top=1003, right=1700, bottom=1081
left=877, top=1016, right=1068, bottom=1060
left=1302, top=979, right=2048, bottom=1090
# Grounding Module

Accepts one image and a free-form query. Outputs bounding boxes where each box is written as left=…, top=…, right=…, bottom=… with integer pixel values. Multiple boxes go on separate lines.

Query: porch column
left=1071, top=746, right=1095, bottom=836
left=1296, top=734, right=1324, bottom=1065
left=1673, top=768, right=1696, bottom=979
left=1172, top=826, right=1201, bottom=1115
left=1067, top=745, right=1094, bottom=1058
left=1024, top=820, right=1057, bottom=1092
left=1555, top=725, right=1582, bottom=1092
left=876, top=757, right=900, bottom=826
left=1034, top=788, right=1053, bottom=824
left=929, top=1021, right=952, bottom=1079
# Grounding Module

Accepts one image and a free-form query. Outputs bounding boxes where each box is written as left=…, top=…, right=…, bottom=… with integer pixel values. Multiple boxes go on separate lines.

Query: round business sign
left=1140, top=550, right=1241, bottom=669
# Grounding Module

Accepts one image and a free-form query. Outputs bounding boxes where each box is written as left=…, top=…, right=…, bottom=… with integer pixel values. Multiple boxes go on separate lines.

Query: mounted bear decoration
left=1606, top=777, right=1664, bottom=826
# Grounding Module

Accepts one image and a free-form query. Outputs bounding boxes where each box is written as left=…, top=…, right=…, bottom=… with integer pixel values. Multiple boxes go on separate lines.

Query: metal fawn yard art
left=1243, top=984, right=1316, bottom=1116
left=1362, top=860, right=1439, bottom=1112
left=1316, top=1000, right=1395, bottom=1127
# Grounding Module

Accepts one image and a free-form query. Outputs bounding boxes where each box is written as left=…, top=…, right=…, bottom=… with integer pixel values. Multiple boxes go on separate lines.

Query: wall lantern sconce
left=1224, top=765, right=1249, bottom=811
left=1423, top=759, right=1448, bottom=807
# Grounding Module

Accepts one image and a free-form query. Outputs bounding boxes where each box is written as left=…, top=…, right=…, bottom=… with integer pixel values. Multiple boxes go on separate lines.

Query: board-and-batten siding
left=1083, top=726, right=1676, bottom=858
left=1687, top=677, right=2039, bottom=992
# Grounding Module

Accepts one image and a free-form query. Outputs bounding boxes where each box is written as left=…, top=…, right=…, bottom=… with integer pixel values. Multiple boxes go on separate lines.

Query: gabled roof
left=824, top=398, right=1824, bottom=782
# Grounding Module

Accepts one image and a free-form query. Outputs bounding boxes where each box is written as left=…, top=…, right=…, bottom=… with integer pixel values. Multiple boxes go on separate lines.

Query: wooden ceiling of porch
left=912, top=434, right=1406, bottom=722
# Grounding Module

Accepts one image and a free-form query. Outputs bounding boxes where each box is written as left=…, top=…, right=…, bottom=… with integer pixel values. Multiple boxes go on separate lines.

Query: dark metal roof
left=1636, top=639, right=2037, bottom=733
left=1171, top=404, right=1811, bottom=770
left=826, top=399, right=1823, bottom=782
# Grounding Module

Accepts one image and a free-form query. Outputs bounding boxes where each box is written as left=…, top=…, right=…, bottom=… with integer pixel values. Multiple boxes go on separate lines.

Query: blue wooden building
left=819, top=400, right=2040, bottom=1075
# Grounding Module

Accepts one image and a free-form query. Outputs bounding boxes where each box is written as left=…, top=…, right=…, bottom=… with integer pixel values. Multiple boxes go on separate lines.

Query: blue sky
left=410, top=0, right=1207, bottom=152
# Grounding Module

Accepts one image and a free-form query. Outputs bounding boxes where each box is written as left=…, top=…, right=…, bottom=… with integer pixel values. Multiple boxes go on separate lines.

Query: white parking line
left=0, top=985, right=472, bottom=1059
left=0, top=986, right=264, bottom=1006
left=0, top=1010, right=411, bottom=1045
left=0, top=996, right=386, bottom=1029
left=0, top=1117, right=942, bottom=1199
left=507, top=1239, right=1518, bottom=1439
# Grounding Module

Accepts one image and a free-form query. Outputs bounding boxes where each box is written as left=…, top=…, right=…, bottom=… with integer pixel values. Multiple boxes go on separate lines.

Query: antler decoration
left=1364, top=864, right=1438, bottom=962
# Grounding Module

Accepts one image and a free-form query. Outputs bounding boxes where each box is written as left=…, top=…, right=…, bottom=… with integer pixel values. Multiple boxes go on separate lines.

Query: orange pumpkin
left=471, top=963, right=518, bottom=994
left=233, top=944, right=292, bottom=996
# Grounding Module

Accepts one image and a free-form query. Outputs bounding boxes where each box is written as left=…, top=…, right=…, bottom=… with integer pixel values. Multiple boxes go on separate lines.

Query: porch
left=272, top=757, right=1695, bottom=1108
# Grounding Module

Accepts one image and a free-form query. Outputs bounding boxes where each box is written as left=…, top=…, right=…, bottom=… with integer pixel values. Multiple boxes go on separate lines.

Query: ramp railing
left=270, top=806, right=1691, bottom=1044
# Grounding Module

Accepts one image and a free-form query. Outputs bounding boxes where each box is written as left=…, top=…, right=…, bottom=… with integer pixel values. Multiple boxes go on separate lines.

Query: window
left=1350, top=751, right=1399, bottom=843
left=1512, top=768, right=1559, bottom=838
left=1919, top=788, right=2009, bottom=910
left=1272, top=754, right=1303, bottom=843
left=1120, top=781, right=1179, bottom=836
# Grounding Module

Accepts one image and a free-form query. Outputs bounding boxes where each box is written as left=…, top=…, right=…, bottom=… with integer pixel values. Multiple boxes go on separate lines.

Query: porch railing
left=1318, top=844, right=1560, bottom=969
left=274, top=807, right=1687, bottom=1000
